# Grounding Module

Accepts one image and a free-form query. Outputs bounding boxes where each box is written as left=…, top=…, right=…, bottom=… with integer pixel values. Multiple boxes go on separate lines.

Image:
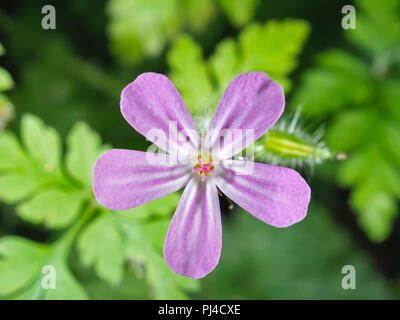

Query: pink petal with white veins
left=164, top=177, right=222, bottom=279
left=93, top=149, right=190, bottom=211
left=214, top=160, right=310, bottom=227
left=205, top=71, right=284, bottom=160
left=121, top=72, right=199, bottom=156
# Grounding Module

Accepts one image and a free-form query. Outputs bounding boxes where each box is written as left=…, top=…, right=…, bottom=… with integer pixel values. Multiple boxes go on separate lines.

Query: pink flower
left=92, top=71, right=311, bottom=279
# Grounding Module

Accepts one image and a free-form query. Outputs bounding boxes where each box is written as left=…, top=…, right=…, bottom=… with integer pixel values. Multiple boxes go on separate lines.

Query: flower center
left=192, top=155, right=214, bottom=181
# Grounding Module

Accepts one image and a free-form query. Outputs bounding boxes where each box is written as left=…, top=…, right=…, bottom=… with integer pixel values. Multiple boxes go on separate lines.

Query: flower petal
left=121, top=72, right=199, bottom=156
left=163, top=178, right=222, bottom=279
left=93, top=149, right=190, bottom=210
left=206, top=71, right=284, bottom=160
left=214, top=160, right=310, bottom=227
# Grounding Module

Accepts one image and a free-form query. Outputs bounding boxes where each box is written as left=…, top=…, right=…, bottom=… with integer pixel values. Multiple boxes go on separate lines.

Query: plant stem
left=54, top=203, right=98, bottom=257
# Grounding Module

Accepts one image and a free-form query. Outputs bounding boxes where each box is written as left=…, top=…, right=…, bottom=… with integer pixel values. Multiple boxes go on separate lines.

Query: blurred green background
left=1, top=0, right=400, bottom=299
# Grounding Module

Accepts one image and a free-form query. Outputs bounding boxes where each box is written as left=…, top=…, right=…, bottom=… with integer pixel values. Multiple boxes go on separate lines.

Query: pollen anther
left=192, top=156, right=214, bottom=181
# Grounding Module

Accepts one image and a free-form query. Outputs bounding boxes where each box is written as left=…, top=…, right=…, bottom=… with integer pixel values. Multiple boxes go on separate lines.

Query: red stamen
left=193, top=157, right=214, bottom=181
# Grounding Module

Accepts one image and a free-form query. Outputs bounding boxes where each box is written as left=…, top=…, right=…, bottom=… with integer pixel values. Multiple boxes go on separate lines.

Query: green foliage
left=77, top=213, right=125, bottom=286
left=0, top=114, right=197, bottom=299
left=21, top=114, right=62, bottom=173
left=0, top=234, right=88, bottom=299
left=198, top=202, right=393, bottom=299
left=0, top=115, right=82, bottom=228
left=66, top=122, right=110, bottom=187
left=0, top=236, right=49, bottom=297
left=17, top=189, right=84, bottom=228
left=106, top=0, right=216, bottom=63
left=291, top=0, right=400, bottom=242
left=345, top=0, right=400, bottom=57
left=167, top=35, right=215, bottom=115
left=78, top=206, right=198, bottom=299
left=0, top=42, right=14, bottom=129
left=292, top=50, right=373, bottom=117
left=8, top=54, right=121, bottom=140
left=168, top=19, right=310, bottom=114
left=0, top=66, right=13, bottom=92
left=107, top=0, right=263, bottom=64
left=217, top=0, right=259, bottom=27
left=77, top=194, right=198, bottom=299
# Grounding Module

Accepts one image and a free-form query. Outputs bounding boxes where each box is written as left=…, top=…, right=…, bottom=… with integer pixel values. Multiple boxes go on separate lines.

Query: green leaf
left=168, top=19, right=310, bottom=114
left=21, top=114, right=61, bottom=172
left=140, top=220, right=170, bottom=250
left=326, top=109, right=375, bottom=151
left=293, top=1, right=400, bottom=242
left=197, top=202, right=392, bottom=299
left=17, top=189, right=85, bottom=229
left=338, top=152, right=367, bottom=187
left=345, top=0, right=400, bottom=55
left=217, top=0, right=259, bottom=27
left=134, top=220, right=199, bottom=299
left=0, top=131, right=28, bottom=170
left=144, top=249, right=198, bottom=299
left=0, top=236, right=88, bottom=300
left=78, top=194, right=197, bottom=298
left=237, top=20, right=310, bottom=91
left=0, top=42, right=13, bottom=130
left=42, top=259, right=88, bottom=300
left=118, top=192, right=180, bottom=221
left=77, top=213, right=125, bottom=286
left=0, top=92, right=15, bottom=131
left=336, top=142, right=400, bottom=242
left=107, top=0, right=215, bottom=63
left=382, top=121, right=400, bottom=166
left=11, top=258, right=88, bottom=300
left=142, top=192, right=180, bottom=217
left=182, top=0, right=215, bottom=32
left=381, top=79, right=400, bottom=122
left=167, top=35, right=214, bottom=114
left=0, top=173, right=41, bottom=203
left=80, top=267, right=148, bottom=299
left=0, top=117, right=97, bottom=231
left=209, top=38, right=238, bottom=92
left=350, top=183, right=397, bottom=242
left=0, top=116, right=69, bottom=205
left=119, top=217, right=199, bottom=299
left=0, top=236, right=49, bottom=296
left=66, top=122, right=109, bottom=187
left=0, top=67, right=14, bottom=91
left=292, top=50, right=372, bottom=117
